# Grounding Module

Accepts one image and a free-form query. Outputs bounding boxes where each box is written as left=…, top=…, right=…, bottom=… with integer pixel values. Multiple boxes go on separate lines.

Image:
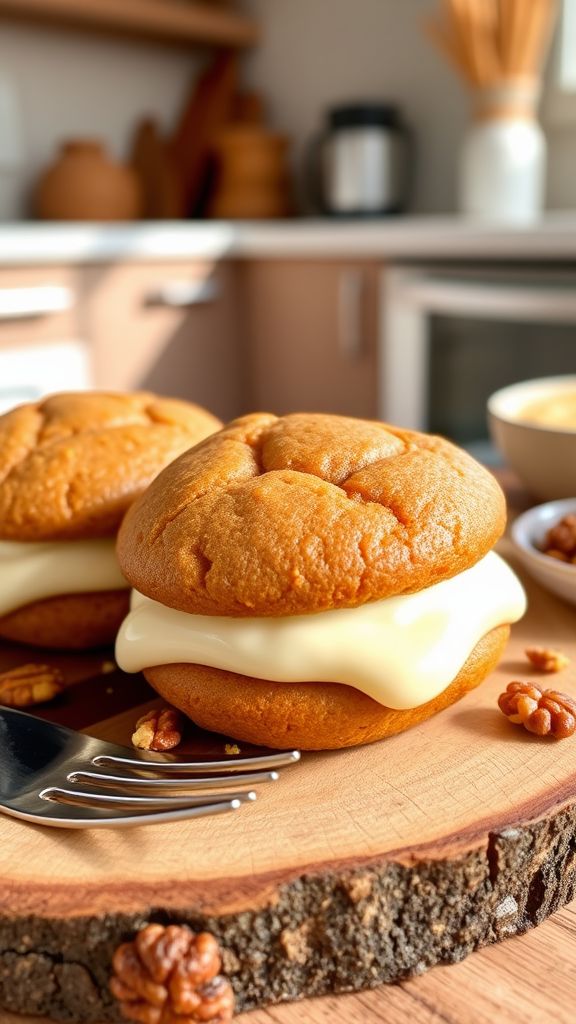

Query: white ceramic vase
left=459, top=78, right=546, bottom=224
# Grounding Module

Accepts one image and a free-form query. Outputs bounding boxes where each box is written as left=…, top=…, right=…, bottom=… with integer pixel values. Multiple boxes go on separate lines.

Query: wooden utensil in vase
left=130, top=117, right=184, bottom=219
left=170, top=50, right=239, bottom=215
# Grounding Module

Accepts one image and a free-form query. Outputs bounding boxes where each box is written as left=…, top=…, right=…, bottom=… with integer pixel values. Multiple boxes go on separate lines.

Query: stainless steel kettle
left=309, top=102, right=410, bottom=216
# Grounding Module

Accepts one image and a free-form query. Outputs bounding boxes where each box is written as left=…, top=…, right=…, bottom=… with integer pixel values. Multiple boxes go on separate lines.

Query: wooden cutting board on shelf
left=1, top=543, right=576, bottom=1024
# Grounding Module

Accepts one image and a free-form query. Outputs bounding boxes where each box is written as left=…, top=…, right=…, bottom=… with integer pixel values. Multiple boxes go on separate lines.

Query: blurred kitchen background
left=0, top=0, right=575, bottom=461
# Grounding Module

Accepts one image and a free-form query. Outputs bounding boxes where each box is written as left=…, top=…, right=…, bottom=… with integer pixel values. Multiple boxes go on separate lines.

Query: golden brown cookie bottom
left=145, top=625, right=510, bottom=750
left=0, top=591, right=130, bottom=650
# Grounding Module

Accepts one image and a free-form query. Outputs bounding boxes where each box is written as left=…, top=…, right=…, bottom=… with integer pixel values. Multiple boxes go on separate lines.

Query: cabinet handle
left=145, top=278, right=220, bottom=308
left=337, top=269, right=366, bottom=361
left=0, top=285, right=72, bottom=320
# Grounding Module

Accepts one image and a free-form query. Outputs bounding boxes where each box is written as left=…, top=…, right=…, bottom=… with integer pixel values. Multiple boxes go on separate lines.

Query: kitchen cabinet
left=0, top=249, right=381, bottom=425
left=240, top=260, right=380, bottom=418
left=84, top=260, right=244, bottom=422
left=0, top=265, right=90, bottom=412
left=0, top=265, right=82, bottom=347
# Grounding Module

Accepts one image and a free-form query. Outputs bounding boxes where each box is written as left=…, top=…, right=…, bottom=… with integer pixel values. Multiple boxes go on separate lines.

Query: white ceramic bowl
left=511, top=498, right=576, bottom=606
left=488, top=376, right=576, bottom=500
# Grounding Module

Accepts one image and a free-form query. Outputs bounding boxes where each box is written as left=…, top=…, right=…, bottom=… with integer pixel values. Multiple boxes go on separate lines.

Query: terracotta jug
left=36, top=140, right=141, bottom=221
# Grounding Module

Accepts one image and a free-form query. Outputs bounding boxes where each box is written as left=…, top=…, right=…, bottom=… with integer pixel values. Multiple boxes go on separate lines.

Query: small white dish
left=488, top=376, right=576, bottom=500
left=511, top=498, right=576, bottom=606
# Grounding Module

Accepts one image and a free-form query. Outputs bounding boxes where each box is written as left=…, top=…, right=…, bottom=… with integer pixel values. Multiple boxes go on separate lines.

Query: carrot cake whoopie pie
left=0, top=391, right=221, bottom=650
left=116, top=412, right=526, bottom=750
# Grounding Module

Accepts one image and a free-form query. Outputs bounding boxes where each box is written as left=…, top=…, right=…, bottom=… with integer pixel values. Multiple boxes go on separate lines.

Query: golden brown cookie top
left=0, top=391, right=221, bottom=540
left=117, top=412, right=506, bottom=616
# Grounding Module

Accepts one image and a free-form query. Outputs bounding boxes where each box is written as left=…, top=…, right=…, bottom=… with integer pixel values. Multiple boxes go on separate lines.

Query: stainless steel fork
left=0, top=706, right=300, bottom=828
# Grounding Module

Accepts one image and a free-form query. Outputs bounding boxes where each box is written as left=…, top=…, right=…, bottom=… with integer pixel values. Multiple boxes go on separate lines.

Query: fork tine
left=40, top=786, right=256, bottom=810
left=68, top=769, right=280, bottom=790
left=92, top=750, right=301, bottom=773
left=7, top=798, right=249, bottom=829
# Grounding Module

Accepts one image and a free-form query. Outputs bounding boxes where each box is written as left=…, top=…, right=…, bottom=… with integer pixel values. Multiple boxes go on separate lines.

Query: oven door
left=381, top=265, right=576, bottom=459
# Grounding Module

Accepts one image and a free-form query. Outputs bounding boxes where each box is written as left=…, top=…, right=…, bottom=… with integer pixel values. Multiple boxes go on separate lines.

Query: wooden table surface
left=8, top=898, right=576, bottom=1024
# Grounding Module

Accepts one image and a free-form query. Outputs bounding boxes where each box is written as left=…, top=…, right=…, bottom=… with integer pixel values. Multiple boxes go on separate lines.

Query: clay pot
left=36, top=140, right=141, bottom=221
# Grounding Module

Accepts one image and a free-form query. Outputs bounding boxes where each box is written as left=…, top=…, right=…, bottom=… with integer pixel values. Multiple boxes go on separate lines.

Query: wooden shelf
left=0, top=0, right=259, bottom=49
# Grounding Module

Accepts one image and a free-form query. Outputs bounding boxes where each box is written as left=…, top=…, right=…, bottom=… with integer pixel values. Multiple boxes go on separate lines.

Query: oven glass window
left=428, top=315, right=576, bottom=460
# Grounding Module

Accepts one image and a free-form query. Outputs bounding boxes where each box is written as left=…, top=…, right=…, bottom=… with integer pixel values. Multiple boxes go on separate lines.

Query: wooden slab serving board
left=1, top=543, right=576, bottom=1024
left=7, top=900, right=576, bottom=1024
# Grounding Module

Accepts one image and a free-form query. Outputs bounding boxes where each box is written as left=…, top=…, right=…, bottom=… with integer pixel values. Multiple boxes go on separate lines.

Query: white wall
left=544, top=127, right=576, bottom=207
left=0, top=24, right=199, bottom=217
left=242, top=0, right=576, bottom=214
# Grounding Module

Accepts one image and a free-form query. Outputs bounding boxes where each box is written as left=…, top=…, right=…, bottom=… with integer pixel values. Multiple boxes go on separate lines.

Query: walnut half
left=525, top=647, right=570, bottom=674
left=498, top=681, right=576, bottom=738
left=0, top=663, right=64, bottom=707
left=110, top=923, right=235, bottom=1023
left=543, top=514, right=576, bottom=561
left=132, top=707, right=185, bottom=752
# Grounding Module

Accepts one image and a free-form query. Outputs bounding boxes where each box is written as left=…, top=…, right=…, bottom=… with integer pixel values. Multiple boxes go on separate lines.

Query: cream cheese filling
left=0, top=538, right=128, bottom=617
left=115, top=552, right=526, bottom=710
